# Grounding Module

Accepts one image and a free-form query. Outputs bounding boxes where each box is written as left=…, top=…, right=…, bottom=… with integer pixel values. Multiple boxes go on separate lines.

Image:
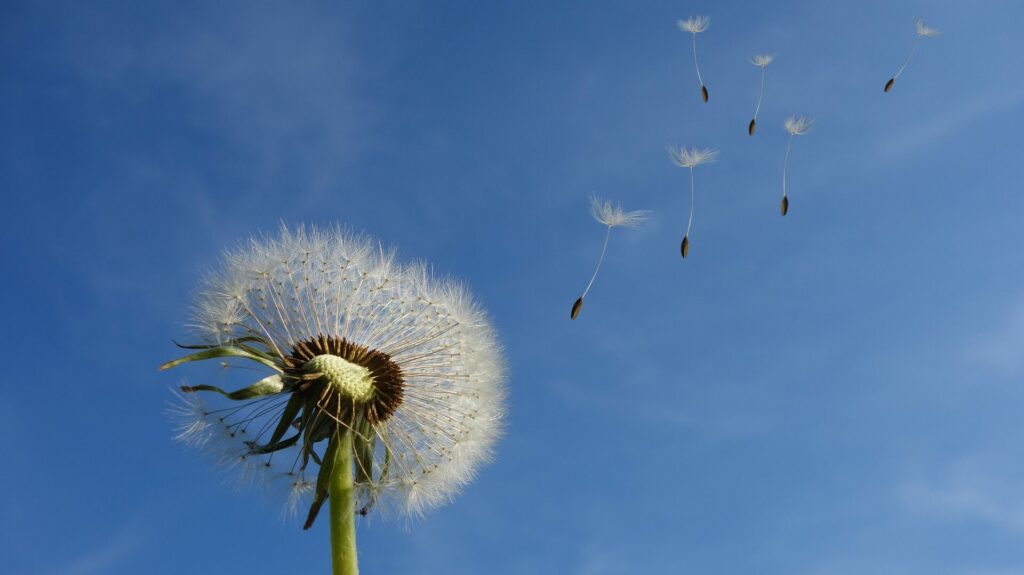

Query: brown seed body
left=701, top=85, right=709, bottom=102
left=681, top=235, right=690, bottom=258
left=748, top=118, right=757, bottom=135
left=781, top=196, right=789, bottom=216
left=884, top=78, right=895, bottom=92
left=571, top=297, right=584, bottom=320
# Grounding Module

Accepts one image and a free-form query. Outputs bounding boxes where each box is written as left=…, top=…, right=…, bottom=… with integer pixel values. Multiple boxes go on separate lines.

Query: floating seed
left=570, top=297, right=584, bottom=320
left=701, top=85, right=709, bottom=102
left=748, top=118, right=757, bottom=135
left=681, top=235, right=690, bottom=258
left=780, top=196, right=789, bottom=216
left=884, top=78, right=895, bottom=92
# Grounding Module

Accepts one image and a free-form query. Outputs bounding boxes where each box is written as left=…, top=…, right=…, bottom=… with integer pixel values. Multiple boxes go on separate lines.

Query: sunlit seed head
left=168, top=224, right=507, bottom=520
left=751, top=53, right=775, bottom=67
left=915, top=19, right=939, bottom=37
left=305, top=354, right=374, bottom=402
left=678, top=15, right=710, bottom=34
left=668, top=145, right=719, bottom=168
left=784, top=116, right=813, bottom=136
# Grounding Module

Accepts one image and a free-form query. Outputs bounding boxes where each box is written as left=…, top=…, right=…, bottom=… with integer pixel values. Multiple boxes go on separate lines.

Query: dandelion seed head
left=784, top=116, right=814, bottom=136
left=678, top=15, right=710, bottom=34
left=172, top=224, right=506, bottom=519
left=751, top=53, right=775, bottom=67
left=589, top=195, right=650, bottom=228
left=915, top=19, right=939, bottom=37
left=668, top=145, right=719, bottom=169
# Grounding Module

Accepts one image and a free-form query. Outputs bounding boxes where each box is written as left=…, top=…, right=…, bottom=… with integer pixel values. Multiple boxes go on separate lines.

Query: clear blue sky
left=3, top=1, right=1024, bottom=573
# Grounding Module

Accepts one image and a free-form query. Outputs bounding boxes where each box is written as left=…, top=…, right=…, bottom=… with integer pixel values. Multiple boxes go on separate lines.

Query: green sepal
left=267, top=393, right=304, bottom=446
left=179, top=374, right=284, bottom=401
left=174, top=337, right=281, bottom=362
left=173, top=335, right=271, bottom=351
left=303, top=430, right=343, bottom=530
left=246, top=432, right=300, bottom=455
left=160, top=346, right=282, bottom=372
left=353, top=416, right=375, bottom=485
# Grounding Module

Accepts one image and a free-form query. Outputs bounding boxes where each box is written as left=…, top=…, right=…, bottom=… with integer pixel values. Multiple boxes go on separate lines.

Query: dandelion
left=678, top=15, right=711, bottom=102
left=668, top=146, right=719, bottom=257
left=780, top=116, right=813, bottom=216
left=748, top=54, right=775, bottom=135
left=884, top=19, right=939, bottom=92
left=571, top=196, right=650, bottom=320
left=162, top=224, right=506, bottom=575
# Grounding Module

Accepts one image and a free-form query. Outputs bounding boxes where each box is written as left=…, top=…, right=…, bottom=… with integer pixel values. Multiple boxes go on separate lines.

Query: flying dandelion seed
left=162, top=224, right=506, bottom=575
left=781, top=116, right=813, bottom=216
left=668, top=146, right=719, bottom=257
left=884, top=19, right=939, bottom=92
left=678, top=15, right=711, bottom=102
left=748, top=54, right=775, bottom=135
left=571, top=196, right=650, bottom=320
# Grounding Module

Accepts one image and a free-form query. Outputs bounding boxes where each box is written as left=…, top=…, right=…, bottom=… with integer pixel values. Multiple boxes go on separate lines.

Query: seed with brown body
left=701, top=85, right=709, bottom=102
left=570, top=297, right=584, bottom=320
left=884, top=78, right=895, bottom=92
left=780, top=196, right=789, bottom=216
left=748, top=118, right=757, bottom=135
left=680, top=235, right=690, bottom=258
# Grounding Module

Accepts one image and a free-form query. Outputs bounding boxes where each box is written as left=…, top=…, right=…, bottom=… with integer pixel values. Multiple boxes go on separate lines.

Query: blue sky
left=3, top=0, right=1024, bottom=573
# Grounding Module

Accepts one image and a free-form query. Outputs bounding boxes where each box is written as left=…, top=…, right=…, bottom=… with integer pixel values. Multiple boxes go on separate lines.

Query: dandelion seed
left=678, top=15, right=711, bottom=102
left=571, top=196, right=649, bottom=320
left=668, top=146, right=718, bottom=257
left=885, top=19, right=939, bottom=92
left=748, top=54, right=775, bottom=135
left=162, top=224, right=506, bottom=574
left=781, top=116, right=813, bottom=216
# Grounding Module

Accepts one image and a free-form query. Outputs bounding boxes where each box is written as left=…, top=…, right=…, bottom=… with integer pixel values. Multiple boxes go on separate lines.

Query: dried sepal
left=160, top=346, right=283, bottom=372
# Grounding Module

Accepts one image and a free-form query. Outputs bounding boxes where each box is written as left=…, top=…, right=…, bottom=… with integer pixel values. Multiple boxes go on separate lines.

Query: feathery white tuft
left=589, top=195, right=650, bottom=228
left=181, top=224, right=506, bottom=518
left=751, top=53, right=775, bottom=67
left=668, top=145, right=719, bottom=169
left=915, top=19, right=939, bottom=37
left=784, top=116, right=814, bottom=136
left=678, top=15, right=710, bottom=34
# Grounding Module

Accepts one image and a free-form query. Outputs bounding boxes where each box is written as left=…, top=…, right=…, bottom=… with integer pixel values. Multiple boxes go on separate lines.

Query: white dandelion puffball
left=668, top=145, right=720, bottom=169
left=915, top=19, right=939, bottom=37
left=678, top=15, right=710, bottom=34
left=167, top=224, right=506, bottom=521
left=751, top=53, right=775, bottom=67
left=590, top=195, right=650, bottom=228
left=784, top=116, right=813, bottom=136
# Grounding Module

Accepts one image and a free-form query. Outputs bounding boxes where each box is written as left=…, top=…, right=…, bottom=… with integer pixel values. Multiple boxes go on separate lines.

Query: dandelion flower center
left=286, top=335, right=405, bottom=424
left=305, top=354, right=375, bottom=402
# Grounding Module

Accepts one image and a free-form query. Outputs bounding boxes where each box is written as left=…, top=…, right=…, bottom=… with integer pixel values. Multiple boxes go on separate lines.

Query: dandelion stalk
left=749, top=54, right=775, bottom=135
left=885, top=19, right=939, bottom=92
left=328, top=429, right=358, bottom=575
left=781, top=116, right=812, bottom=216
left=678, top=16, right=711, bottom=102
left=572, top=196, right=649, bottom=320
left=668, top=146, right=718, bottom=257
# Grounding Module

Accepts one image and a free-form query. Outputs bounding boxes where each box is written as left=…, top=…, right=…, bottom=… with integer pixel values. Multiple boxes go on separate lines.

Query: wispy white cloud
left=962, top=298, right=1024, bottom=376
left=899, top=455, right=1024, bottom=535
left=41, top=526, right=146, bottom=575
left=873, top=87, right=1024, bottom=164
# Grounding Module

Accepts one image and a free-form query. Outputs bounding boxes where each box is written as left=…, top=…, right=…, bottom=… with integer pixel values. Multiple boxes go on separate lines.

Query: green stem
left=328, top=429, right=358, bottom=575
